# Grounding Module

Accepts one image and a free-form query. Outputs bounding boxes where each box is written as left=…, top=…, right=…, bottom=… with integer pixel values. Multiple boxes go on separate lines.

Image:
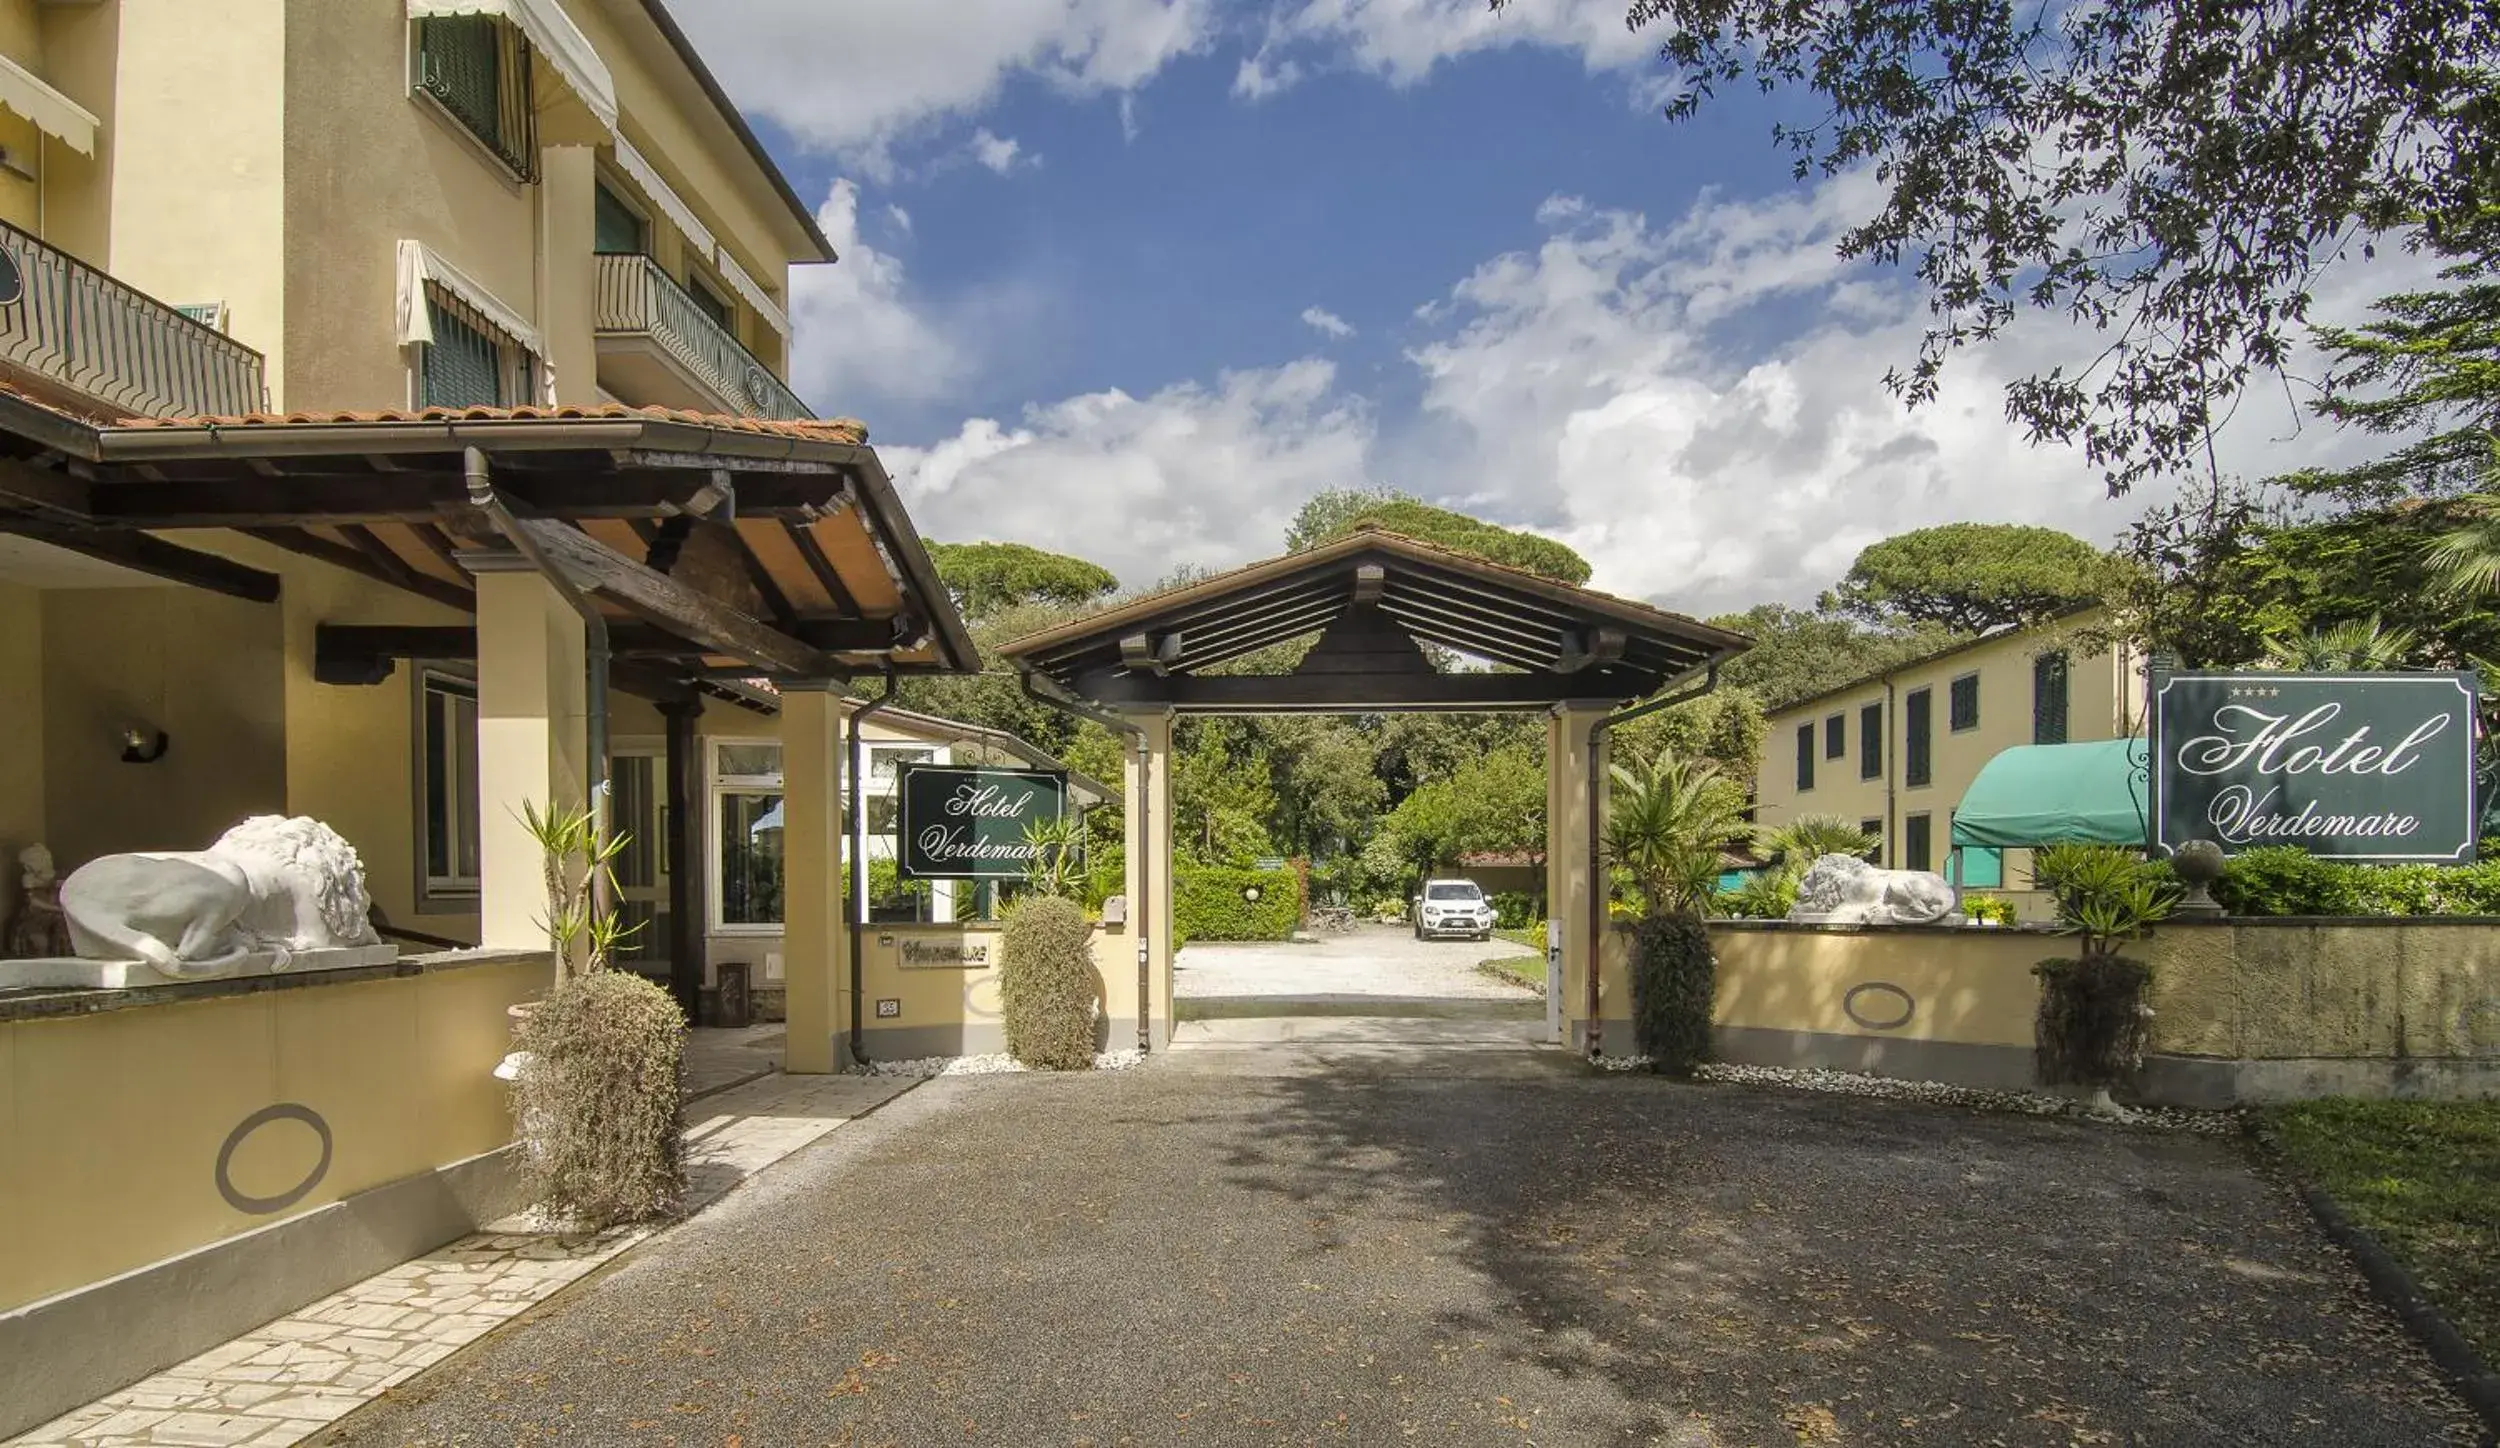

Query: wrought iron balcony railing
left=0, top=218, right=268, bottom=420
left=593, top=251, right=810, bottom=422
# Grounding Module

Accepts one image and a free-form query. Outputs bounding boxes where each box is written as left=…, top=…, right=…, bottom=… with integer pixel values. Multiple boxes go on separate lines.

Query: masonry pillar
left=1547, top=703, right=1614, bottom=1054
left=470, top=563, right=587, bottom=951
left=781, top=683, right=849, bottom=1074
left=1122, top=711, right=1176, bottom=1051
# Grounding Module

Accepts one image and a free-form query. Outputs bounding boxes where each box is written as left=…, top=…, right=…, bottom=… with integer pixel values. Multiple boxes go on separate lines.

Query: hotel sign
left=896, top=764, right=1067, bottom=881
left=2153, top=671, right=2480, bottom=861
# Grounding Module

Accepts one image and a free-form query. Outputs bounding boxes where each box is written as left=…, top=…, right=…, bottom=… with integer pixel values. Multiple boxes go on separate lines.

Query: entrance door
left=611, top=748, right=669, bottom=967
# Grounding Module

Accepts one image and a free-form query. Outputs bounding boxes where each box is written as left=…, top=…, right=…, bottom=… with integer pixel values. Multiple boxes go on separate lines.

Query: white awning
left=396, top=239, right=545, bottom=357
left=611, top=133, right=715, bottom=261
left=0, top=54, right=97, bottom=157
left=712, top=248, right=790, bottom=338
left=408, top=0, right=616, bottom=136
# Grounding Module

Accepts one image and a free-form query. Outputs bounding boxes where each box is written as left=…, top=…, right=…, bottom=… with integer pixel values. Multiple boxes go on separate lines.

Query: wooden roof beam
left=0, top=520, right=278, bottom=602
left=511, top=518, right=838, bottom=678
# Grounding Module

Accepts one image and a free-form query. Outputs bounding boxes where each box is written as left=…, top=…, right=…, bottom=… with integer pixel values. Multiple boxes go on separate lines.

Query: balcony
left=0, top=219, right=267, bottom=420
left=593, top=251, right=810, bottom=422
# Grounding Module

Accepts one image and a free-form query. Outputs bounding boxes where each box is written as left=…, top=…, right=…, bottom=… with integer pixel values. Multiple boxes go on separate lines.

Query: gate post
left=780, top=682, right=848, bottom=1074
left=1122, top=710, right=1176, bottom=1051
left=1548, top=703, right=1613, bottom=1053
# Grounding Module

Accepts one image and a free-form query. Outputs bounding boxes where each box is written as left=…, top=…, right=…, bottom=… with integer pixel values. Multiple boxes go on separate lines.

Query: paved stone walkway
left=7, top=1071, right=910, bottom=1448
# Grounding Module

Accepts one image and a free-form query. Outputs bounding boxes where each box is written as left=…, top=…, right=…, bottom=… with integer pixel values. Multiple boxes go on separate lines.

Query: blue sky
left=672, top=0, right=2409, bottom=615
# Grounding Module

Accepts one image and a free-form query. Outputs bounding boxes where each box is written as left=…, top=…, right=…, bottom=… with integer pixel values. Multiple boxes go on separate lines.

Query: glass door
left=611, top=749, right=669, bottom=967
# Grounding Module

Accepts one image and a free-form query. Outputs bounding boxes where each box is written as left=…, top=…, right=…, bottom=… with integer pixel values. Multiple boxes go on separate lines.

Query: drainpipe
left=463, top=447, right=614, bottom=926
left=847, top=671, right=899, bottom=1065
left=1020, top=669, right=1152, bottom=1054
left=1583, top=663, right=1721, bottom=1059
left=1883, top=678, right=1899, bottom=867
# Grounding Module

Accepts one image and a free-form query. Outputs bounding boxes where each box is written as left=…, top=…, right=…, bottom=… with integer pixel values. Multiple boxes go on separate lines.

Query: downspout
left=464, top=447, right=613, bottom=927
left=1020, top=669, right=1153, bottom=1054
left=1583, top=663, right=1721, bottom=1059
left=1883, top=679, right=1899, bottom=868
left=847, top=671, right=899, bottom=1065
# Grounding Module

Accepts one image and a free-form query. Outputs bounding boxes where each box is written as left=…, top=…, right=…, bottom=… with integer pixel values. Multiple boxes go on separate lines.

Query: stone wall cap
left=0, top=947, right=550, bottom=1024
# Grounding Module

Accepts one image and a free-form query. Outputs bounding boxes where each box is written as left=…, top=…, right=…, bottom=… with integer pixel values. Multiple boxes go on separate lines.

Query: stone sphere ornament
left=2171, top=838, right=2227, bottom=917
left=1242, top=885, right=1262, bottom=903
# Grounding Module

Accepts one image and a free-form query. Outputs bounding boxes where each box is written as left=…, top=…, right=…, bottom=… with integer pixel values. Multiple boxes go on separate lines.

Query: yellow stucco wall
left=0, top=579, right=43, bottom=867
left=0, top=0, right=48, bottom=233
left=836, top=921, right=1142, bottom=1056
left=1752, top=616, right=2141, bottom=907
left=1699, top=924, right=2044, bottom=1052
left=2145, top=921, right=2500, bottom=1064
left=0, top=956, right=541, bottom=1314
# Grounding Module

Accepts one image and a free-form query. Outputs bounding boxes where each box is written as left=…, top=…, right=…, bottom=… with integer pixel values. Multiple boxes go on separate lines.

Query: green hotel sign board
left=2152, top=671, right=2480, bottom=862
left=896, top=764, right=1067, bottom=881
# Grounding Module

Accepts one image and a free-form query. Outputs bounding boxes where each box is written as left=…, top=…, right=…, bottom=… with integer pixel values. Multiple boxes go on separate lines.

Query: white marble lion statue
left=58, top=816, right=380, bottom=978
left=1786, top=853, right=1958, bottom=926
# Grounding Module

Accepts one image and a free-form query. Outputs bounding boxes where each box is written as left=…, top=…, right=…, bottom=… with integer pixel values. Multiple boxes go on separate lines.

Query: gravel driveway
left=329, top=1064, right=2480, bottom=1447
left=1177, top=922, right=1537, bottom=1002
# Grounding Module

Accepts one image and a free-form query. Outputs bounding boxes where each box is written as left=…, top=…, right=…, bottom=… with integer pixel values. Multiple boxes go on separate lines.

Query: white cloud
left=884, top=203, right=914, bottom=236
left=1245, top=0, right=1652, bottom=94
left=667, top=0, right=1211, bottom=169
left=969, top=128, right=1028, bottom=173
left=881, top=362, right=1374, bottom=588
left=787, top=181, right=962, bottom=415
left=1300, top=306, right=1356, bottom=339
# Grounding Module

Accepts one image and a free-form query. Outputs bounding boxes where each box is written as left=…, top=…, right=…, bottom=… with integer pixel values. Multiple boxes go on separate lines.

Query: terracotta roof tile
left=108, top=402, right=870, bottom=445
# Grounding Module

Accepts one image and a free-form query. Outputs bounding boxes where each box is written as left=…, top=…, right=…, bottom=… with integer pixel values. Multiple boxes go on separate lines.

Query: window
left=2033, top=651, right=2071, bottom=744
left=1859, top=702, right=1882, bottom=779
left=420, top=292, right=536, bottom=408
left=870, top=746, right=937, bottom=783
left=1860, top=817, right=1885, bottom=866
left=1905, top=686, right=1933, bottom=787
left=414, top=16, right=536, bottom=178
left=1425, top=882, right=1484, bottom=901
left=1824, top=714, right=1844, bottom=759
left=1904, top=813, right=1933, bottom=873
left=687, top=270, right=735, bottom=332
left=1794, top=722, right=1815, bottom=791
left=1950, top=672, right=1980, bottom=732
left=713, top=741, right=783, bottom=929
left=594, top=180, right=648, bottom=255
left=417, top=671, right=480, bottom=898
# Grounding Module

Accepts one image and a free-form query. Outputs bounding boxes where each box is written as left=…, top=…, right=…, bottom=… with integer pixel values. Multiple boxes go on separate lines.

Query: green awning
left=1951, top=739, right=2150, bottom=849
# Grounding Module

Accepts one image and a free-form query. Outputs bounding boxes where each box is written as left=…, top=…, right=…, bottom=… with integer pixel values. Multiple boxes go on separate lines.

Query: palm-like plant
left=2259, top=613, right=2418, bottom=671
left=1603, top=748, right=1752, bottom=918
left=2424, top=436, right=2500, bottom=599
left=1762, top=813, right=1878, bottom=870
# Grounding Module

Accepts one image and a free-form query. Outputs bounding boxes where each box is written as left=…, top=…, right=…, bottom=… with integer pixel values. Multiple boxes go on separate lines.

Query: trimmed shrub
left=1489, top=891, right=1540, bottom=930
left=1172, top=866, right=1301, bottom=947
left=2213, top=845, right=2364, bottom=916
left=1629, top=913, right=1716, bottom=1075
left=1000, top=895, right=1099, bottom=1070
left=2032, top=954, right=2153, bottom=1087
left=512, top=970, right=685, bottom=1228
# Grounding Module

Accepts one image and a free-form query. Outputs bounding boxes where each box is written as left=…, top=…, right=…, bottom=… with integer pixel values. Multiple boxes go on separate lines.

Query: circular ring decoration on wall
left=1842, top=982, right=1917, bottom=1033
left=215, top=1103, right=334, bottom=1215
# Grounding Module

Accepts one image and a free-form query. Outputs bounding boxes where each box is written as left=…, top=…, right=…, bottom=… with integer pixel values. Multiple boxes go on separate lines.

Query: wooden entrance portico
left=999, top=529, right=1750, bottom=1054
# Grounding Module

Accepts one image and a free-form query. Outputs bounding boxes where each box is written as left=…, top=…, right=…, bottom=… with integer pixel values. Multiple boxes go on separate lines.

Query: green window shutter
left=1949, top=673, right=1980, bottom=731
left=418, top=19, right=500, bottom=144
left=1905, top=687, right=1932, bottom=787
left=1859, top=817, right=1884, bottom=865
left=594, top=182, right=646, bottom=255
left=2033, top=652, right=2070, bottom=744
left=1859, top=702, right=1882, bottom=779
left=1824, top=714, right=1844, bottom=759
left=421, top=300, right=505, bottom=408
left=1795, top=722, right=1815, bottom=791
left=1904, top=813, right=1932, bottom=873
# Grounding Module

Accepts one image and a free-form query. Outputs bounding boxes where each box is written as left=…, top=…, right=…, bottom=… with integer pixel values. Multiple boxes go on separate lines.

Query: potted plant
left=2030, top=844, right=2178, bottom=1117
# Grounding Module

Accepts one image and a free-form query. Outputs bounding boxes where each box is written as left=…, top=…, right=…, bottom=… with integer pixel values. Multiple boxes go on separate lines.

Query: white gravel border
left=850, top=1049, right=1147, bottom=1078
left=1594, top=1055, right=2238, bottom=1133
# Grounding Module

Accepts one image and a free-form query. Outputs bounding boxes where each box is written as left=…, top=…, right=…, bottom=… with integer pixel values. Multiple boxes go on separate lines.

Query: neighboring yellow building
left=0, top=0, right=828, bottom=421
left=1751, top=613, right=2146, bottom=912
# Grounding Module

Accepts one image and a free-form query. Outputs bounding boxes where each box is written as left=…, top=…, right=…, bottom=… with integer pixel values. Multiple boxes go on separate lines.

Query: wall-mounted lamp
left=118, top=724, right=170, bottom=765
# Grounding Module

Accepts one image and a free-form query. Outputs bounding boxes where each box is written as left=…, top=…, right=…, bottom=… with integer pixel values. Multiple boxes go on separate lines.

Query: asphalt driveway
left=331, top=1064, right=2481, bottom=1446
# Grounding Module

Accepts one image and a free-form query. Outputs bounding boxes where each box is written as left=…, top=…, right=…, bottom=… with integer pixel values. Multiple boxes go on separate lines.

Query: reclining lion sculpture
left=58, top=816, right=380, bottom=978
left=1786, top=853, right=1958, bottom=925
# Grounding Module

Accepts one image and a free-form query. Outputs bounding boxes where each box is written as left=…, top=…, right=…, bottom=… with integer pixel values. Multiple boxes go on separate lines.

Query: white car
left=1412, top=879, right=1496, bottom=940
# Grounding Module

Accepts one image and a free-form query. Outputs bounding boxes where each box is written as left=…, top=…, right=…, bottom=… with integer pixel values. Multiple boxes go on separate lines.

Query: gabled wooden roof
left=1000, top=529, right=1750, bottom=714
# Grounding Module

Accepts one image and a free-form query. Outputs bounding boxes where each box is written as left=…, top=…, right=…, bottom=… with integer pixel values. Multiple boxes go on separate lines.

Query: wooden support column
left=780, top=683, right=847, bottom=1074
left=1121, top=711, right=1176, bottom=1052
left=661, top=697, right=705, bottom=1022
left=1548, top=703, right=1611, bottom=1053
left=470, top=560, right=589, bottom=952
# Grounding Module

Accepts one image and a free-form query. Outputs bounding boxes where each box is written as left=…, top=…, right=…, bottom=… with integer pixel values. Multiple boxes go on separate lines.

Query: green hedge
left=2203, top=847, right=2500, bottom=917
left=1173, top=866, right=1301, bottom=947
left=1489, top=891, right=1540, bottom=929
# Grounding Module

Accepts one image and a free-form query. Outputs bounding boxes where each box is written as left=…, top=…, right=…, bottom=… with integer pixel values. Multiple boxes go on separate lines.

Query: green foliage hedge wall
left=1173, top=867, right=1302, bottom=947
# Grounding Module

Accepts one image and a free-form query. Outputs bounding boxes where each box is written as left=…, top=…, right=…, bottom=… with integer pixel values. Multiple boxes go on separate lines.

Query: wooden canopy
left=1000, top=529, right=1750, bottom=714
left=0, top=396, right=979, bottom=701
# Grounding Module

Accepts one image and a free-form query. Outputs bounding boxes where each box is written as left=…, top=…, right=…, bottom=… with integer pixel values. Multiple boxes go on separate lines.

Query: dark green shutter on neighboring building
left=1950, top=673, right=1980, bottom=730
left=422, top=300, right=504, bottom=408
left=1905, top=813, right=1932, bottom=873
left=594, top=183, right=647, bottom=254
left=1859, top=702, right=1882, bottom=779
left=1795, top=722, right=1815, bottom=791
left=2033, top=652, right=2070, bottom=744
left=1905, top=687, right=1932, bottom=787
left=418, top=19, right=501, bottom=148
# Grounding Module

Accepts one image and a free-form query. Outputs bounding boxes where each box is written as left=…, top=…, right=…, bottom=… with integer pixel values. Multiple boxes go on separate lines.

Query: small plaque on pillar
left=1101, top=894, right=1127, bottom=925
left=876, top=998, right=901, bottom=1019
